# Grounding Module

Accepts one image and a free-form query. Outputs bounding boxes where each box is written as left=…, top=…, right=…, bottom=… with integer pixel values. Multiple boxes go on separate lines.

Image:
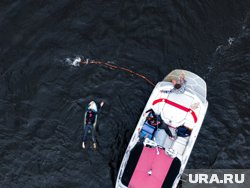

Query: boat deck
left=121, top=143, right=181, bottom=188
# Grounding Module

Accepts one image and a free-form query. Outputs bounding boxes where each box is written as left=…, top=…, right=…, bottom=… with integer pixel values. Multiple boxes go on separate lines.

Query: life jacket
left=86, top=110, right=96, bottom=125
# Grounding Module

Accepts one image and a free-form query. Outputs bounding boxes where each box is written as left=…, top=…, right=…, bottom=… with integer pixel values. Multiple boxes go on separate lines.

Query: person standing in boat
left=82, top=101, right=104, bottom=149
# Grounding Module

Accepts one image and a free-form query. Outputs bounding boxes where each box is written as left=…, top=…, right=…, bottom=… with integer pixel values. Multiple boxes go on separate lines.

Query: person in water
left=82, top=101, right=104, bottom=149
left=143, top=108, right=173, bottom=138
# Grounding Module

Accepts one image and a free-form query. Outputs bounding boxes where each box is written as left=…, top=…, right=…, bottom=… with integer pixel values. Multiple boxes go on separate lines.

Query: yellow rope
left=80, top=59, right=156, bottom=87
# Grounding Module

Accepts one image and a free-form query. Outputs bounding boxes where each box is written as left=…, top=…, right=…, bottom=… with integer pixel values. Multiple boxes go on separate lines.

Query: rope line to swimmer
left=80, top=59, right=156, bottom=87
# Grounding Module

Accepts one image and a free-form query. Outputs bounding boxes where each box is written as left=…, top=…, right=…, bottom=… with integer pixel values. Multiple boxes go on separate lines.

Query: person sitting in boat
left=142, top=108, right=173, bottom=138
left=139, top=109, right=159, bottom=140
left=161, top=73, right=186, bottom=93
left=144, top=108, right=161, bottom=126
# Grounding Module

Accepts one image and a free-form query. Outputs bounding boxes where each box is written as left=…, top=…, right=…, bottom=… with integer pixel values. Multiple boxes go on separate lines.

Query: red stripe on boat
left=152, top=98, right=198, bottom=123
left=128, top=147, right=173, bottom=188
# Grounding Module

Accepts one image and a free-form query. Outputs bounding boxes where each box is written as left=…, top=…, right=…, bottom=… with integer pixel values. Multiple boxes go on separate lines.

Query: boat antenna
left=80, top=58, right=156, bottom=87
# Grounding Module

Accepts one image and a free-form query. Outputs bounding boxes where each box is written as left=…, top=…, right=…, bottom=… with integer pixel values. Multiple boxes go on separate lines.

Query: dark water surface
left=0, top=1, right=250, bottom=187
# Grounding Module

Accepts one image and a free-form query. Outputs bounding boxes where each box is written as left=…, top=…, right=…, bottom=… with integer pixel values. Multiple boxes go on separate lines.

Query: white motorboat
left=116, top=70, right=208, bottom=188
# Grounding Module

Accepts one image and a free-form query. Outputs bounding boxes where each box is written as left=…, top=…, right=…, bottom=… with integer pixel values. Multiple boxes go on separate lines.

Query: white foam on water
left=228, top=37, right=235, bottom=45
left=65, top=57, right=81, bottom=67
